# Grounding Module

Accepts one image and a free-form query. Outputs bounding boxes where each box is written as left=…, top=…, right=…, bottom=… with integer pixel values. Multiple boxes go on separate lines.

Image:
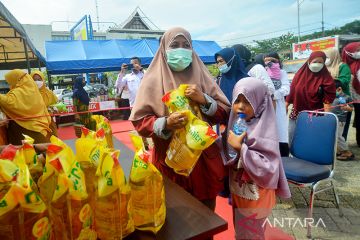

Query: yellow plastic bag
left=162, top=84, right=203, bottom=119
left=129, top=134, right=165, bottom=233
left=0, top=159, right=20, bottom=215
left=75, top=129, right=106, bottom=219
left=185, top=110, right=218, bottom=150
left=37, top=148, right=67, bottom=240
left=92, top=115, right=114, bottom=148
left=165, top=110, right=218, bottom=176
left=95, top=148, right=134, bottom=239
left=162, top=84, right=190, bottom=113
left=79, top=127, right=107, bottom=146
left=49, top=136, right=88, bottom=200
left=0, top=144, right=39, bottom=194
left=0, top=152, right=52, bottom=240
left=21, top=135, right=44, bottom=183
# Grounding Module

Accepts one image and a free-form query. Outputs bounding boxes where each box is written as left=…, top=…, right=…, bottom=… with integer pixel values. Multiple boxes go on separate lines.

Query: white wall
left=23, top=24, right=52, bottom=56
left=106, top=32, right=161, bottom=40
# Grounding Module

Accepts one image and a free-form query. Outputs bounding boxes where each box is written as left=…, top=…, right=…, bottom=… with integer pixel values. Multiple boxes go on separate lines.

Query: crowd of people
left=0, top=25, right=359, bottom=239
left=127, top=28, right=360, bottom=239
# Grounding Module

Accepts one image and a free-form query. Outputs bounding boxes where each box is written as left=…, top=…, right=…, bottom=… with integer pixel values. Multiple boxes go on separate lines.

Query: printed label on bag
left=79, top=203, right=92, bottom=228
left=32, top=217, right=51, bottom=239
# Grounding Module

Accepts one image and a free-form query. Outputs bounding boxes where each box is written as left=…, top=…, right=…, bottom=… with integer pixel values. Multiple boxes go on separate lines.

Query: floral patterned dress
left=73, top=98, right=96, bottom=131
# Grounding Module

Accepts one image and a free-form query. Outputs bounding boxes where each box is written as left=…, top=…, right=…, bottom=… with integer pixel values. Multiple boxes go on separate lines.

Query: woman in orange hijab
left=30, top=70, right=59, bottom=136
left=0, top=69, right=51, bottom=144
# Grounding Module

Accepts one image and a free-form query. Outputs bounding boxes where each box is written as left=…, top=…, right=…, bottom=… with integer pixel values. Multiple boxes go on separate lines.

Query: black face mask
left=266, top=62, right=273, bottom=68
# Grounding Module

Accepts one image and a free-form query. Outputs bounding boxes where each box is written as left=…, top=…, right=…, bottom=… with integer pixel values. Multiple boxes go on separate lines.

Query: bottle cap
left=238, top=112, right=247, bottom=119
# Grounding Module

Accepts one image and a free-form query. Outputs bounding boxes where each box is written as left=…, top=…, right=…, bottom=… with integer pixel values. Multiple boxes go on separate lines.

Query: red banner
left=293, top=37, right=338, bottom=59
left=65, top=102, right=105, bottom=114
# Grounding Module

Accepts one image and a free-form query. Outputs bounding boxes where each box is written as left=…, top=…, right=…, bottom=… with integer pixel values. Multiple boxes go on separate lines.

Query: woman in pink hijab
left=221, top=77, right=291, bottom=239
left=129, top=27, right=231, bottom=210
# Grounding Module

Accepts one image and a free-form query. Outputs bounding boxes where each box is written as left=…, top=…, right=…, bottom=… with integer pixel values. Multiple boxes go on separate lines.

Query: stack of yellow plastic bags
left=75, top=127, right=134, bottom=239
left=161, top=84, right=218, bottom=176
left=0, top=122, right=166, bottom=238
left=38, top=136, right=97, bottom=240
left=76, top=127, right=166, bottom=236
left=0, top=141, right=52, bottom=239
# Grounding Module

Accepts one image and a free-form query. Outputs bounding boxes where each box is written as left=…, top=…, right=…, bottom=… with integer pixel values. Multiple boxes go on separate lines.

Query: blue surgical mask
left=166, top=48, right=193, bottom=71
left=218, top=54, right=235, bottom=74
left=219, top=64, right=231, bottom=74
left=336, top=91, right=340, bottom=97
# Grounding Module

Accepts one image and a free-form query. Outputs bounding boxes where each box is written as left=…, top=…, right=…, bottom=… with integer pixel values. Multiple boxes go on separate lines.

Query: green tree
left=207, top=64, right=220, bottom=78
left=244, top=20, right=360, bottom=59
left=247, top=32, right=296, bottom=55
left=339, top=20, right=360, bottom=34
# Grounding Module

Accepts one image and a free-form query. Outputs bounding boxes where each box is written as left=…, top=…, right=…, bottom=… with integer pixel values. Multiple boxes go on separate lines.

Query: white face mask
left=325, top=58, right=331, bottom=66
left=346, top=50, right=360, bottom=60
left=35, top=80, right=44, bottom=89
left=308, top=63, right=324, bottom=73
left=353, top=51, right=360, bottom=59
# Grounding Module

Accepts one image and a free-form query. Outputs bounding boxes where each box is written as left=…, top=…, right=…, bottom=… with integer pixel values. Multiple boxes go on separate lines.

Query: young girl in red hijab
left=286, top=51, right=336, bottom=145
left=342, top=42, right=360, bottom=146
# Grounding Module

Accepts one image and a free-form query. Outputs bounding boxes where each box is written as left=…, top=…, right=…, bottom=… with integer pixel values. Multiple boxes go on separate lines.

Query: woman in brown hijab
left=130, top=27, right=231, bottom=210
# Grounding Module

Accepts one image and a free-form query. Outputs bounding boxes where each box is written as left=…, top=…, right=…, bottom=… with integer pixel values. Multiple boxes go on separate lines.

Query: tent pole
left=47, top=72, right=53, bottom=90
left=38, top=58, right=41, bottom=70
left=23, top=38, right=31, bottom=73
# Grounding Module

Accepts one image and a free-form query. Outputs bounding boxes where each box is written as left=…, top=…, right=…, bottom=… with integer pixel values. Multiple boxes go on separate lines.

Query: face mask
left=346, top=50, right=360, bottom=59
left=218, top=64, right=231, bottom=74
left=218, top=54, right=235, bottom=74
left=265, top=61, right=273, bottom=68
left=166, top=48, right=193, bottom=71
left=336, top=91, right=340, bottom=97
left=353, top=51, right=360, bottom=59
left=308, top=63, right=324, bottom=73
left=35, top=80, right=43, bottom=89
left=325, top=58, right=331, bottom=66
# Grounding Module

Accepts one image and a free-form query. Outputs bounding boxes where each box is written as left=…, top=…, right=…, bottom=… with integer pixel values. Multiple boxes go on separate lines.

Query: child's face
left=336, top=87, right=343, bottom=95
left=233, top=94, right=255, bottom=121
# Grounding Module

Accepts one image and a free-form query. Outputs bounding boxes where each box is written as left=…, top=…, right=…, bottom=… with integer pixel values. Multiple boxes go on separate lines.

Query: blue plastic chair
left=282, top=111, right=343, bottom=238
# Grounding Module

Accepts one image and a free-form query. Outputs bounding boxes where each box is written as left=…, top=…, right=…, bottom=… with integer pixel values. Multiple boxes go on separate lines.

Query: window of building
left=93, top=36, right=106, bottom=40
left=141, top=37, right=157, bottom=39
left=52, top=35, right=70, bottom=41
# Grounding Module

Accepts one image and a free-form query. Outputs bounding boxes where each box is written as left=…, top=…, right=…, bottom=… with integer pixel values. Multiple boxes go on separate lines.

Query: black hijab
left=72, top=76, right=90, bottom=105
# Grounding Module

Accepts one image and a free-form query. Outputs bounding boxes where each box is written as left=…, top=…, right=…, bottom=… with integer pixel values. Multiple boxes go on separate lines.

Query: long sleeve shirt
left=115, top=70, right=144, bottom=106
left=274, top=70, right=290, bottom=143
left=337, top=63, right=352, bottom=96
left=248, top=64, right=275, bottom=96
left=131, top=96, right=228, bottom=201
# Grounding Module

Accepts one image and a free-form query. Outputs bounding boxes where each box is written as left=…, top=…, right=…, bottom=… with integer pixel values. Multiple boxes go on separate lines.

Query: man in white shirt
left=115, top=57, right=149, bottom=149
left=301, top=43, right=312, bottom=59
left=115, top=57, right=144, bottom=107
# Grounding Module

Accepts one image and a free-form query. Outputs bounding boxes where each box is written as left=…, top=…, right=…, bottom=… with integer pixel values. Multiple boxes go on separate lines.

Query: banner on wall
left=292, top=36, right=339, bottom=60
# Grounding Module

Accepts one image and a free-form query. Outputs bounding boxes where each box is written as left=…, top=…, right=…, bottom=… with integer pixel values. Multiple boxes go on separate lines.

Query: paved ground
left=273, top=125, right=360, bottom=239
left=140, top=119, right=360, bottom=239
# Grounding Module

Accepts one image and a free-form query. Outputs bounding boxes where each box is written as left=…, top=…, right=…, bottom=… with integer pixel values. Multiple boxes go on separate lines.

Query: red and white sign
left=65, top=100, right=115, bottom=114
left=89, top=102, right=100, bottom=111
left=292, top=36, right=339, bottom=60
